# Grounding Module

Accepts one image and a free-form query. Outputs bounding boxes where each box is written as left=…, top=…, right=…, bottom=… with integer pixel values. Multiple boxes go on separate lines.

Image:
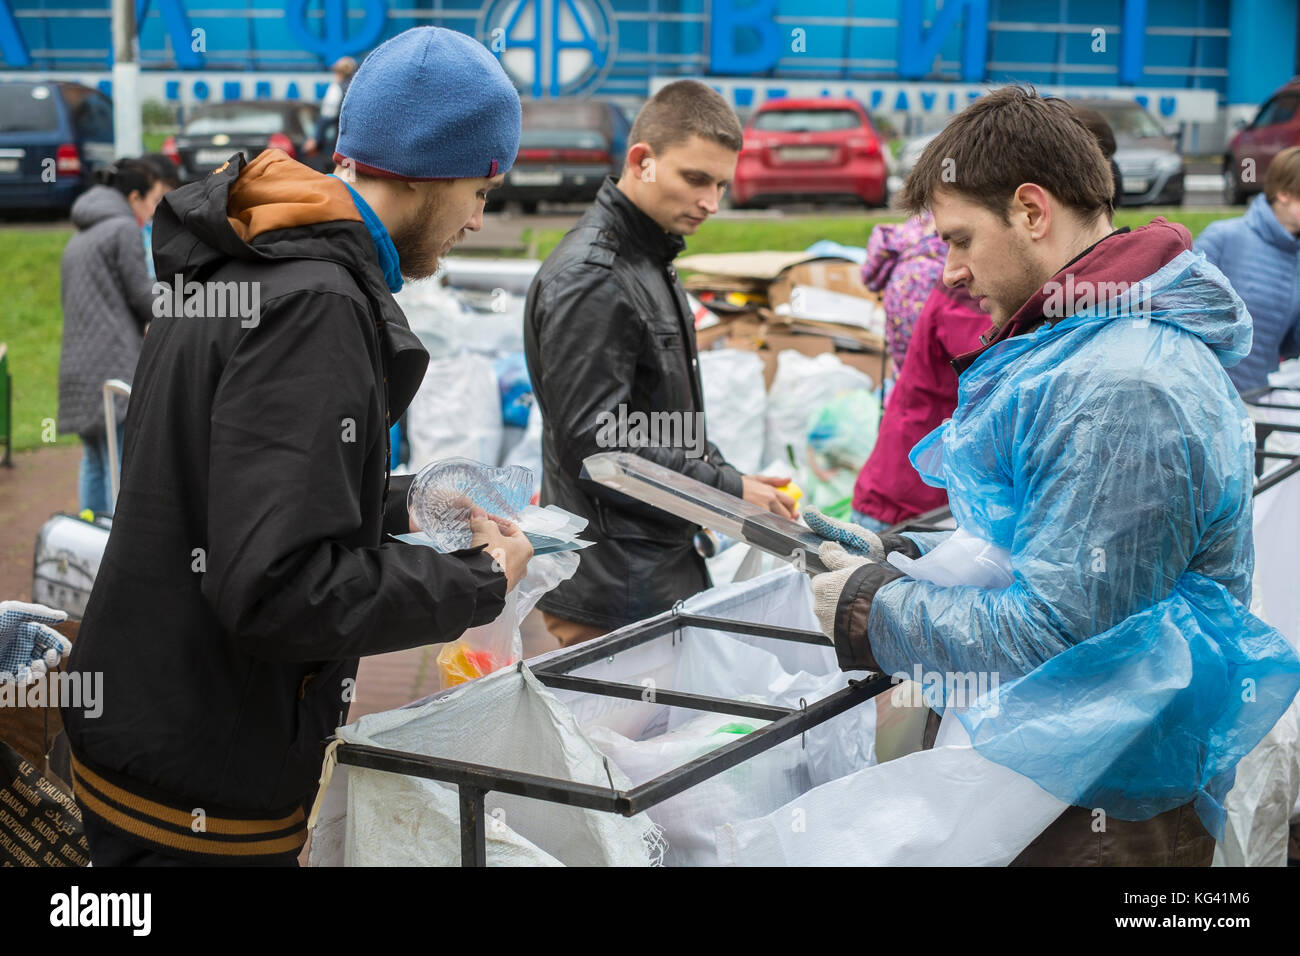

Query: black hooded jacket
left=61, top=151, right=505, bottom=863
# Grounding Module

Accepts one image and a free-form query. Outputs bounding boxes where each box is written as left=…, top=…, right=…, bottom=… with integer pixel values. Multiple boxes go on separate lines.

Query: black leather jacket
left=524, top=178, right=744, bottom=629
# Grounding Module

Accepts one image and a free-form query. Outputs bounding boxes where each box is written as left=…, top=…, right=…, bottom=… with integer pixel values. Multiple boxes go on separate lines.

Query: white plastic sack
left=397, top=276, right=524, bottom=358
left=716, top=708, right=1069, bottom=866
left=502, top=402, right=544, bottom=480
left=585, top=712, right=809, bottom=867
left=406, top=352, right=502, bottom=471
left=699, top=349, right=767, bottom=474
left=763, top=351, right=874, bottom=470
left=1212, top=539, right=1300, bottom=866
left=540, top=568, right=878, bottom=864
left=311, top=667, right=660, bottom=867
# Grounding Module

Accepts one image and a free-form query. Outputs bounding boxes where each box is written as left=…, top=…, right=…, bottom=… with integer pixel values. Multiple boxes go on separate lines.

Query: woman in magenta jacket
left=851, top=281, right=988, bottom=530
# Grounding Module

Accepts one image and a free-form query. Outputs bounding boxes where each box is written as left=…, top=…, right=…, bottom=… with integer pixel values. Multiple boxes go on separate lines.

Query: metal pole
left=111, top=0, right=142, bottom=157
left=459, top=786, right=487, bottom=867
left=102, top=379, right=131, bottom=509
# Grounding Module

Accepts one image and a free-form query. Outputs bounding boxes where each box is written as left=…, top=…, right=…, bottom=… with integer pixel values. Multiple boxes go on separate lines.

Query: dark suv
left=1225, top=78, right=1300, bottom=205
left=0, top=81, right=115, bottom=216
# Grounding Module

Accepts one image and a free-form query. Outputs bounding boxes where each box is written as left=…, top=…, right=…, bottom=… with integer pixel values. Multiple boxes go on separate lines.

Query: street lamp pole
left=111, top=0, right=142, bottom=157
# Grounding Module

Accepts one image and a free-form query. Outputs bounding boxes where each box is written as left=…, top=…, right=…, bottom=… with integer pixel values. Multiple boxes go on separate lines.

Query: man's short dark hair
left=628, top=80, right=743, bottom=158
left=1072, top=107, right=1116, bottom=159
left=900, top=86, right=1114, bottom=224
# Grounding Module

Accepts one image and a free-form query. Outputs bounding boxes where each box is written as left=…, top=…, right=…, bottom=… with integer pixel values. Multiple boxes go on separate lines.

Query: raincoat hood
left=70, top=184, right=136, bottom=230
left=152, top=148, right=364, bottom=280
left=1245, top=190, right=1300, bottom=253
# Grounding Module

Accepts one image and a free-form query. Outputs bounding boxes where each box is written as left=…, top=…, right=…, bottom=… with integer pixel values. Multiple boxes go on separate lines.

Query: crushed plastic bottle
left=407, top=457, right=535, bottom=551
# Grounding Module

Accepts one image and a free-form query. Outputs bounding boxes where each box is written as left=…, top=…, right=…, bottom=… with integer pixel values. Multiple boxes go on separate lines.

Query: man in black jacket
left=524, top=81, right=794, bottom=645
left=61, top=26, right=532, bottom=866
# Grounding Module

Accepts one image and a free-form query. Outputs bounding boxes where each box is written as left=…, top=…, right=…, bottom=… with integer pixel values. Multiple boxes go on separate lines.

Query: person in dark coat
left=57, top=158, right=164, bottom=515
left=61, top=26, right=530, bottom=866
left=1073, top=106, right=1123, bottom=212
left=523, top=81, right=795, bottom=647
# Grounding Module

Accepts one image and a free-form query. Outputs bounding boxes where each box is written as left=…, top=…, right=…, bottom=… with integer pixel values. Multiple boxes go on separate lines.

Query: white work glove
left=811, top=541, right=871, bottom=639
left=803, top=508, right=886, bottom=561
left=0, top=601, right=71, bottom=686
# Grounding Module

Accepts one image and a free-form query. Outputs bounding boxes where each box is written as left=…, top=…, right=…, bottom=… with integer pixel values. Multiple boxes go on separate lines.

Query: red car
left=1224, top=78, right=1300, bottom=205
left=730, top=97, right=888, bottom=208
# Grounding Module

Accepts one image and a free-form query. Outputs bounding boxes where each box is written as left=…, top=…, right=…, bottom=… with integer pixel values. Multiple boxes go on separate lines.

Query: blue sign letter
left=899, top=0, right=988, bottom=83
left=710, top=0, right=781, bottom=75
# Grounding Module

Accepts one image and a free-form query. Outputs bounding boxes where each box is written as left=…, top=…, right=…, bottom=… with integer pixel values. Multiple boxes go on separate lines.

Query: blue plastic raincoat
left=869, top=247, right=1300, bottom=835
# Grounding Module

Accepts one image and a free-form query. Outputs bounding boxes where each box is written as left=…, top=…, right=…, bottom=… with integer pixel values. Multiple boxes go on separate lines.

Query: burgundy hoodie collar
left=951, top=218, right=1192, bottom=374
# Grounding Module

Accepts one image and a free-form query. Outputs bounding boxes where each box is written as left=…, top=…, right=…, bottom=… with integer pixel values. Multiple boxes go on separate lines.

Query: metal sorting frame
left=332, top=607, right=893, bottom=866
left=1242, top=387, right=1300, bottom=491
left=330, top=392, right=1300, bottom=867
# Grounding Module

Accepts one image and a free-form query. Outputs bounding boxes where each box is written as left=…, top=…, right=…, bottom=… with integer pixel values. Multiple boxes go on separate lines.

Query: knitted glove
left=0, top=601, right=71, bottom=685
left=811, top=541, right=870, bottom=639
left=803, top=507, right=886, bottom=561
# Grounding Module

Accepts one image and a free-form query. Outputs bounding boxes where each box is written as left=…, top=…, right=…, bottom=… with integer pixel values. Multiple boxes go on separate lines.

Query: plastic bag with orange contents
left=436, top=550, right=579, bottom=688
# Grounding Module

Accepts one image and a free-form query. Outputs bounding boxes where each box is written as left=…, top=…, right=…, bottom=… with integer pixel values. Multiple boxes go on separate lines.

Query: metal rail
left=333, top=608, right=891, bottom=866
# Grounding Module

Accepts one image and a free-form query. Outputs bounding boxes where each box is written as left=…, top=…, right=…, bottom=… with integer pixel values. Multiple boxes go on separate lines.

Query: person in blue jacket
left=1196, top=146, right=1300, bottom=394
left=807, top=87, right=1300, bottom=866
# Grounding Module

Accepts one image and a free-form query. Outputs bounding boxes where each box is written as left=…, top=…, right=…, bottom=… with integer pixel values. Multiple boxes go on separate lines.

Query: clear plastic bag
left=887, top=527, right=1013, bottom=589
left=436, top=550, right=579, bottom=687
left=408, top=457, right=535, bottom=551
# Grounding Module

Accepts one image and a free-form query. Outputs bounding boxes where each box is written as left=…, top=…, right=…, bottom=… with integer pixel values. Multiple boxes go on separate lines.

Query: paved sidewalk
left=0, top=444, right=81, bottom=602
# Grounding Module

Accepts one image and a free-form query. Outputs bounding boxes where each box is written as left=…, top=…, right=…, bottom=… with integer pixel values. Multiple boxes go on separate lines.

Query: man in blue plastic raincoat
left=807, top=87, right=1300, bottom=866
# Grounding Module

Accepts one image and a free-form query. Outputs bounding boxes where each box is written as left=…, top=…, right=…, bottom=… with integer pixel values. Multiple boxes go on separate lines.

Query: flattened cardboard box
left=696, top=311, right=890, bottom=388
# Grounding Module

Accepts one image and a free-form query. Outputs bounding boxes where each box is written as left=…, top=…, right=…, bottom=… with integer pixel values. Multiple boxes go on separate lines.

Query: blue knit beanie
left=334, top=27, right=521, bottom=181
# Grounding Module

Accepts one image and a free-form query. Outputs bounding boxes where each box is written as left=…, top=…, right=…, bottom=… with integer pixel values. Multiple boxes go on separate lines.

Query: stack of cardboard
left=682, top=251, right=890, bottom=387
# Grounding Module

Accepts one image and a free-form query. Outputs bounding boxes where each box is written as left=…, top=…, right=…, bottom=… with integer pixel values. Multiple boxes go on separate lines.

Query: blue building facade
left=0, top=0, right=1291, bottom=120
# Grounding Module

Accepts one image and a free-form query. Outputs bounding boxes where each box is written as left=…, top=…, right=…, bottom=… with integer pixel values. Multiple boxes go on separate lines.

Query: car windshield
left=0, top=84, right=59, bottom=133
left=184, top=107, right=286, bottom=136
left=1090, top=104, right=1164, bottom=141
left=753, top=109, right=861, bottom=133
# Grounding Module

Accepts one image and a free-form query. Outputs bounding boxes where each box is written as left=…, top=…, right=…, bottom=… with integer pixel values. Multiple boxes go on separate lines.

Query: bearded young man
left=806, top=86, right=1300, bottom=865
left=61, top=27, right=533, bottom=866
left=523, top=80, right=795, bottom=647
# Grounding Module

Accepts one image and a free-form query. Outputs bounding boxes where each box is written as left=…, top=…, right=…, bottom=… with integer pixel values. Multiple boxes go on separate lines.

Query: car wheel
left=1223, top=163, right=1249, bottom=205
left=521, top=200, right=539, bottom=215
left=867, top=180, right=890, bottom=209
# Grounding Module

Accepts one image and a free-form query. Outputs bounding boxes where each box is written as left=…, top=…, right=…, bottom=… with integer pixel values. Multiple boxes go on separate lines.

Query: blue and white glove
left=0, top=601, right=71, bottom=685
left=803, top=508, right=886, bottom=561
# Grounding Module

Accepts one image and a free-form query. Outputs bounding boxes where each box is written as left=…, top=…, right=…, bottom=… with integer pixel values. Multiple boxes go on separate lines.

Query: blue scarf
left=333, top=175, right=403, bottom=294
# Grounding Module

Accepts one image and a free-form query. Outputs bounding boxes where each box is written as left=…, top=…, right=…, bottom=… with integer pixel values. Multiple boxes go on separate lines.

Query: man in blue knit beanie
left=62, top=26, right=532, bottom=866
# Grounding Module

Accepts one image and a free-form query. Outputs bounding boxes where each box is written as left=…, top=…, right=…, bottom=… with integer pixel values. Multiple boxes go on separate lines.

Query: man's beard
left=390, top=187, right=448, bottom=281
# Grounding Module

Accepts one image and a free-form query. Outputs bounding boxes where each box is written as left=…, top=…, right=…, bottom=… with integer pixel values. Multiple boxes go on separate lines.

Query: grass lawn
left=524, top=206, right=1236, bottom=261
left=0, top=229, right=77, bottom=452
